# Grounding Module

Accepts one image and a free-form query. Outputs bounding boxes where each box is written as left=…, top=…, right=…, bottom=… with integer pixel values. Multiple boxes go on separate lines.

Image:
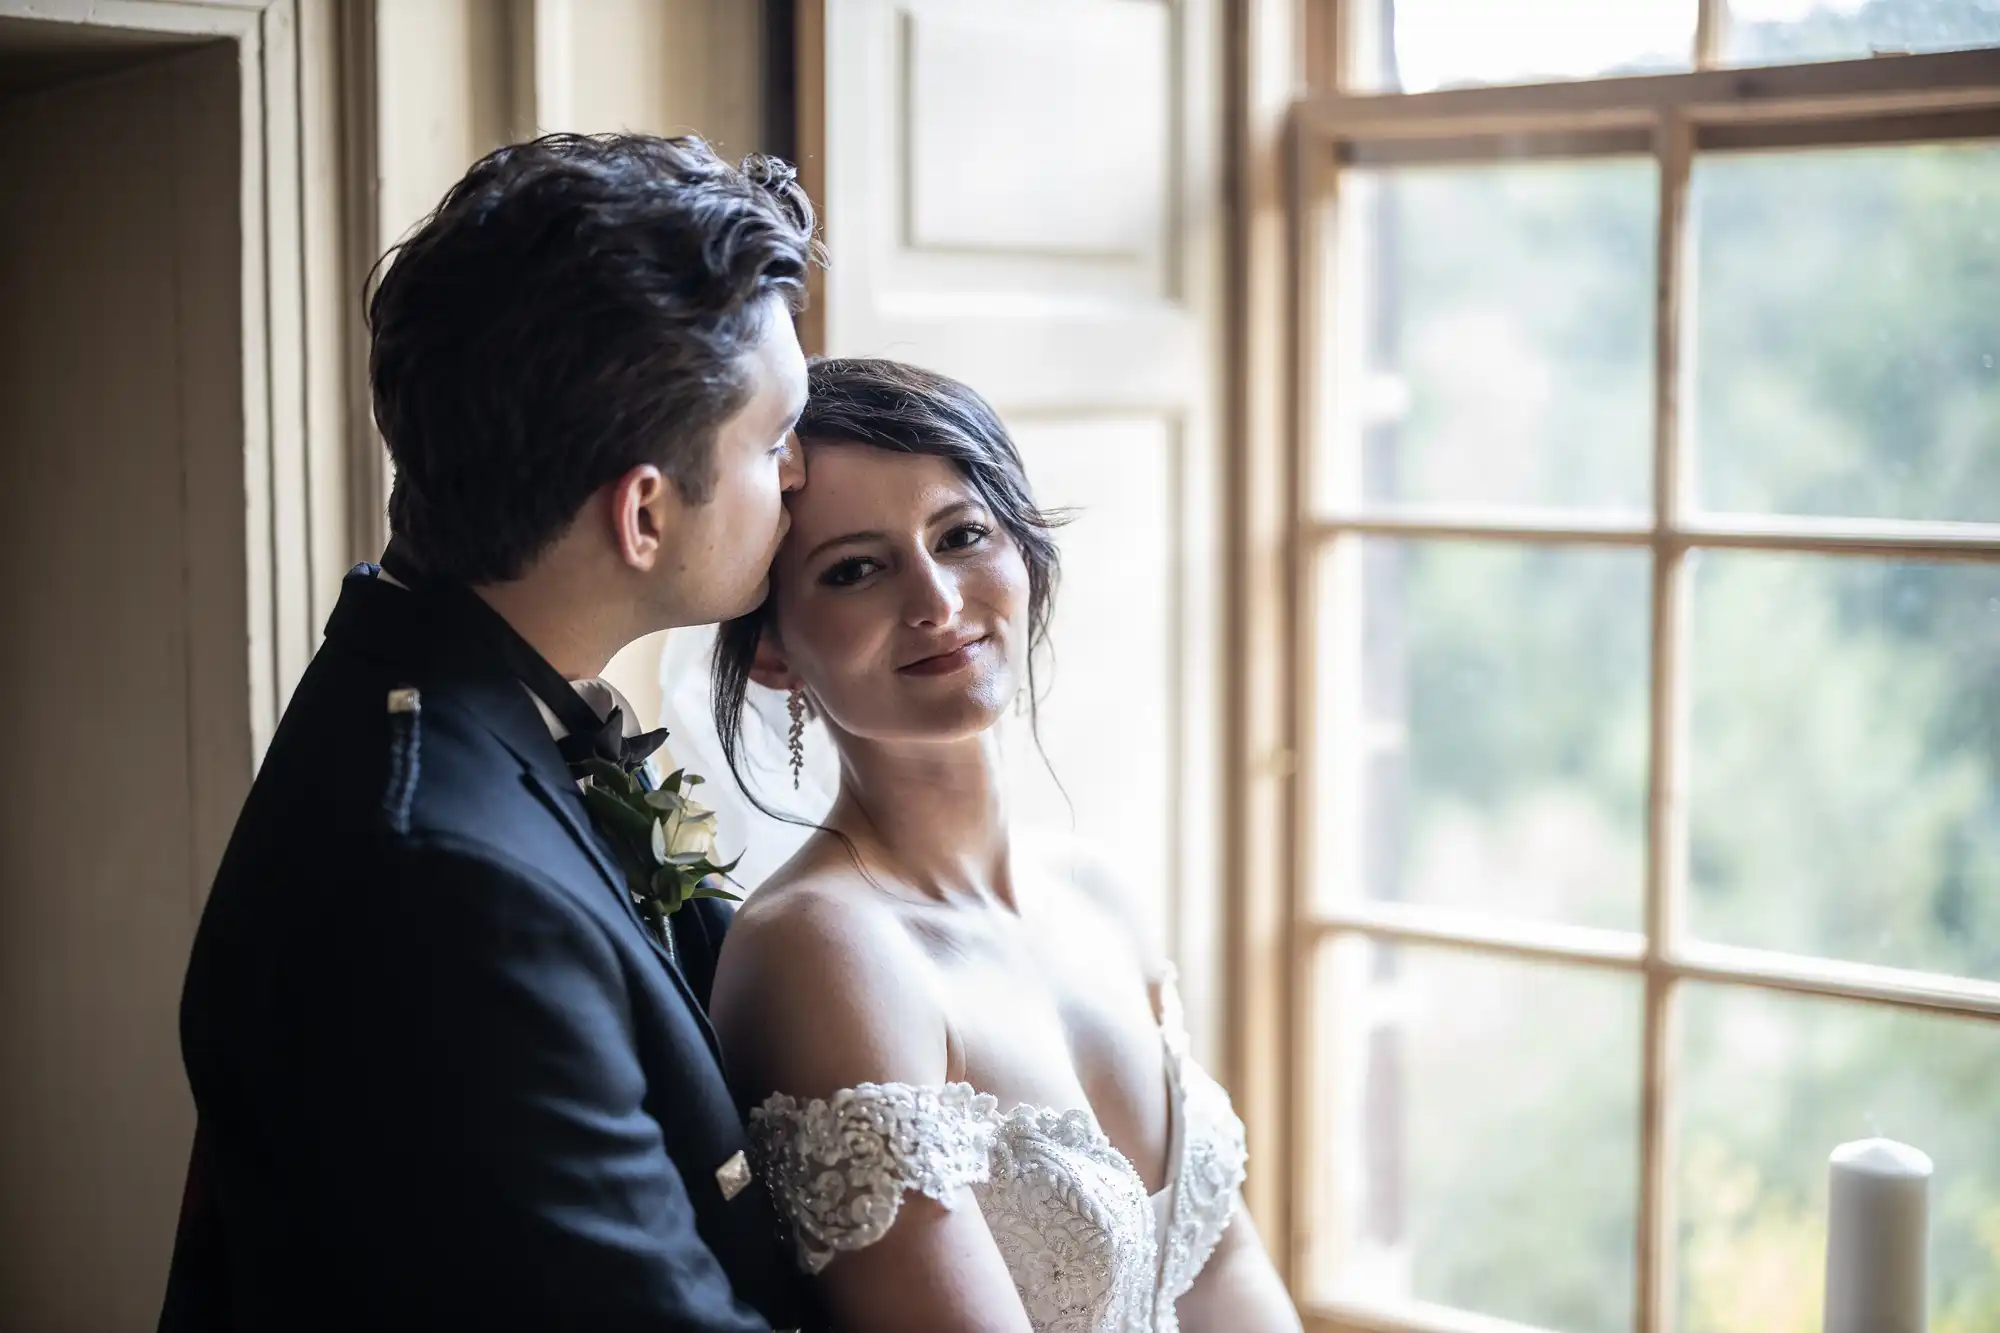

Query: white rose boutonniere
left=577, top=754, right=741, bottom=941
left=650, top=786, right=720, bottom=863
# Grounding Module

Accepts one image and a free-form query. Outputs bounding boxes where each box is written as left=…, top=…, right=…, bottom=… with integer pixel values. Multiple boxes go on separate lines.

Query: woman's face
left=761, top=442, right=1030, bottom=746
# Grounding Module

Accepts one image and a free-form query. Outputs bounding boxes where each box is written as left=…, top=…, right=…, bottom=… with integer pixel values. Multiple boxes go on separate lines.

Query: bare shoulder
left=712, top=839, right=950, bottom=1105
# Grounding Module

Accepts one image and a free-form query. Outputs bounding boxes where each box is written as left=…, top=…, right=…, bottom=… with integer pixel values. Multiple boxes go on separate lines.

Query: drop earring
left=787, top=687, right=807, bottom=790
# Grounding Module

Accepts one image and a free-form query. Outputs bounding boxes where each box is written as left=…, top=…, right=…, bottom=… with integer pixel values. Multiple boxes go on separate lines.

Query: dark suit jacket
left=163, top=566, right=815, bottom=1331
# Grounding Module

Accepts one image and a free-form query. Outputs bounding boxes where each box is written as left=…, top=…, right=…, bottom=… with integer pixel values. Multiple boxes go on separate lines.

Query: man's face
left=653, top=302, right=808, bottom=625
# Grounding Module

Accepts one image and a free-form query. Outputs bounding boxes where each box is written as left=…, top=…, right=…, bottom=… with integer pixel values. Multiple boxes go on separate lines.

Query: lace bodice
left=749, top=975, right=1248, bottom=1333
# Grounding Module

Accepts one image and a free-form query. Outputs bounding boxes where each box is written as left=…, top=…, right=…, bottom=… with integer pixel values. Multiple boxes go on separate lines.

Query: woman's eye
left=939, top=523, right=990, bottom=552
left=820, top=556, right=878, bottom=588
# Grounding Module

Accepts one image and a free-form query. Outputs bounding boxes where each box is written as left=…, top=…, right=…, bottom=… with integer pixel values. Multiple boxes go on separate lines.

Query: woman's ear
left=747, top=634, right=798, bottom=692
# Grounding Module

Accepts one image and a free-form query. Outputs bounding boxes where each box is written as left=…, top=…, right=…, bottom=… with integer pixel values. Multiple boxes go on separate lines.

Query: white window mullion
left=1637, top=108, right=1696, bottom=1333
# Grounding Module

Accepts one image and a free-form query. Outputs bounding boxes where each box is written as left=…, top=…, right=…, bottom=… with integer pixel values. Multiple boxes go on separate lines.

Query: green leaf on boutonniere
left=577, top=757, right=630, bottom=791
left=581, top=785, right=654, bottom=844
left=649, top=866, right=687, bottom=912
left=574, top=740, right=746, bottom=931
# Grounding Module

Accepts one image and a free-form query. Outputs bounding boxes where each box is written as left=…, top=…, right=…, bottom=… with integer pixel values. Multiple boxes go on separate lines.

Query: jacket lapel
left=324, top=571, right=727, bottom=1066
left=488, top=697, right=728, bottom=1067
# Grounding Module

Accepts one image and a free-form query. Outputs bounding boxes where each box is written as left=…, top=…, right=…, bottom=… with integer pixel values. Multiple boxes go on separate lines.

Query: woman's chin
left=848, top=684, right=1014, bottom=746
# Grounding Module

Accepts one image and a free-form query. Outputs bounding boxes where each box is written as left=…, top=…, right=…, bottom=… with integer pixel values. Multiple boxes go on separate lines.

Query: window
left=1291, top=6, right=2000, bottom=1331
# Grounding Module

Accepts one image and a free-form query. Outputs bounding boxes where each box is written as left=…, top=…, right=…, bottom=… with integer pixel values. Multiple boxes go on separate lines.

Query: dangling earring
left=787, top=687, right=807, bottom=790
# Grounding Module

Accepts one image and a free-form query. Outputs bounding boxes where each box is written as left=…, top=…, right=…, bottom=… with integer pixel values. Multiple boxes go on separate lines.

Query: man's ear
left=609, top=463, right=676, bottom=570
left=748, top=634, right=799, bottom=693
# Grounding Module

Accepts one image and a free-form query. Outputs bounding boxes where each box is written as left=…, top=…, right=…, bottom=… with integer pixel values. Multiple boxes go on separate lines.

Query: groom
left=163, top=135, right=819, bottom=1331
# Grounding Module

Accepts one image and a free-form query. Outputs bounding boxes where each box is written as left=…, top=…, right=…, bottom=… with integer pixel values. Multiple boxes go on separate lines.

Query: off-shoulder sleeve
left=749, top=1081, right=1000, bottom=1274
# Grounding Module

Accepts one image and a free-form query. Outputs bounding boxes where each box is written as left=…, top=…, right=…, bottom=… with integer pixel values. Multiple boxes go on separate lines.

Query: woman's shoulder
left=727, top=839, right=925, bottom=980
left=713, top=844, right=952, bottom=1101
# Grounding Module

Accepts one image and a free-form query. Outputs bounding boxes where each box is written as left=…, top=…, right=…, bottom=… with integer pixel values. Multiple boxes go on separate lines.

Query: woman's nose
left=903, top=554, right=963, bottom=628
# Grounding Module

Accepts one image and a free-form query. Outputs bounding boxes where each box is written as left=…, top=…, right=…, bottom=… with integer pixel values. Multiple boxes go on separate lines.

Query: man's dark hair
left=368, top=133, right=817, bottom=584
left=711, top=357, right=1066, bottom=811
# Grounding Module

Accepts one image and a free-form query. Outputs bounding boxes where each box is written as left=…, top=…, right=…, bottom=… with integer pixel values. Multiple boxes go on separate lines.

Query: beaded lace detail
left=748, top=1082, right=1000, bottom=1274
left=749, top=974, right=1247, bottom=1332
left=1149, top=975, right=1248, bottom=1330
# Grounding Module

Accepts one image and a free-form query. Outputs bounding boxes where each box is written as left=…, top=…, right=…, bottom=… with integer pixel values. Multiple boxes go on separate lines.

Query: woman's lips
left=898, top=636, right=988, bottom=676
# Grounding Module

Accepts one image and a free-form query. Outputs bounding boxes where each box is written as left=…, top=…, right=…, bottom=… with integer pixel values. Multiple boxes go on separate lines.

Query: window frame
left=1283, top=10, right=2000, bottom=1332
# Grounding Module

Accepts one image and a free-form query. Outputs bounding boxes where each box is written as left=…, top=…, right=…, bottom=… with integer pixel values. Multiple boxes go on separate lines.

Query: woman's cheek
left=793, top=599, right=872, bottom=688
left=977, top=549, right=1032, bottom=619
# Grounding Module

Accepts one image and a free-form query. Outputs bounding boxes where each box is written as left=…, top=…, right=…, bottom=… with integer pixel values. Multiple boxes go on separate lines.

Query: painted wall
left=0, top=39, right=245, bottom=1331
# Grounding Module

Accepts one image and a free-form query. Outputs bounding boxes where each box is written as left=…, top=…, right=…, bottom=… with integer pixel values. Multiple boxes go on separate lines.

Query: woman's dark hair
left=368, top=133, right=819, bottom=585
left=711, top=358, right=1065, bottom=811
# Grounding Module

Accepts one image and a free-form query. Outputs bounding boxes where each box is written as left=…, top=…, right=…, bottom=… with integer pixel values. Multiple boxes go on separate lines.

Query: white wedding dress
left=750, top=971, right=1248, bottom=1333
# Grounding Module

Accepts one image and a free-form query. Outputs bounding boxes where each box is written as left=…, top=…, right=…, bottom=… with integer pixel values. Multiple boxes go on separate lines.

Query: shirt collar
left=528, top=676, right=637, bottom=743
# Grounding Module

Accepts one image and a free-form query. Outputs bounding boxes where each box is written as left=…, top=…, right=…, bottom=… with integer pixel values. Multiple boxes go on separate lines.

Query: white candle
left=1824, top=1137, right=1931, bottom=1333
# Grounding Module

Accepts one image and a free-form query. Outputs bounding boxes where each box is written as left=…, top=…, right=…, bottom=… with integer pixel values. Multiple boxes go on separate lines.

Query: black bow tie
left=556, top=706, right=669, bottom=785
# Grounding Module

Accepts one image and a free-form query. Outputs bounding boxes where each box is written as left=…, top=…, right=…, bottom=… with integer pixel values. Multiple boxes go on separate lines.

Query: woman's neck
left=826, top=728, right=1017, bottom=911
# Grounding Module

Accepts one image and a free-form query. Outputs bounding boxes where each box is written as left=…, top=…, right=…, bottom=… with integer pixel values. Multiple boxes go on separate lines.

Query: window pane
left=1351, top=0, right=1694, bottom=92
left=1692, top=143, right=2000, bottom=523
left=1316, top=539, right=1651, bottom=929
left=1310, top=939, right=1641, bottom=1331
left=1726, top=0, right=2000, bottom=65
left=1323, top=162, right=1656, bottom=514
left=1688, top=552, right=2000, bottom=978
left=1679, top=984, right=2000, bottom=1331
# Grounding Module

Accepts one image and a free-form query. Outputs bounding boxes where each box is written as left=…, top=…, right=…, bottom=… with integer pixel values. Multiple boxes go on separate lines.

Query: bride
left=706, top=358, right=1301, bottom=1333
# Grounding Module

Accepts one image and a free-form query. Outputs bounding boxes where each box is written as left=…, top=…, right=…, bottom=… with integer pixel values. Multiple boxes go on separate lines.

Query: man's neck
left=473, top=573, right=630, bottom=682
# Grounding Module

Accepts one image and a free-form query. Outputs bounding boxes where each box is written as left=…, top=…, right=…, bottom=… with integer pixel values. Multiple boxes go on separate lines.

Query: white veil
left=652, top=624, right=839, bottom=894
